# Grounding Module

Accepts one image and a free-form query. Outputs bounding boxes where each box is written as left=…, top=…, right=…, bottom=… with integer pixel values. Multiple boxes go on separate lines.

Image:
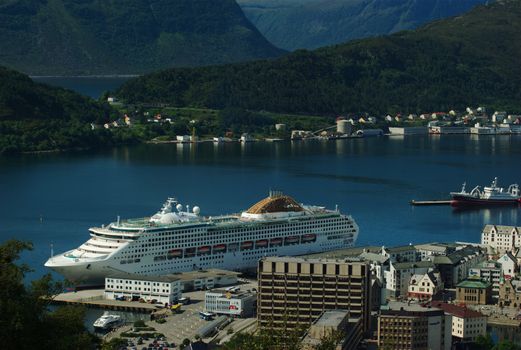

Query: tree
left=0, top=239, right=98, bottom=350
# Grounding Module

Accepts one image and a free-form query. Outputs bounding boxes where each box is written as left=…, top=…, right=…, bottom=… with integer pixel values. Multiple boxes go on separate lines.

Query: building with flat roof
left=431, top=302, right=487, bottom=343
left=301, top=310, right=362, bottom=350
left=469, top=261, right=502, bottom=301
left=258, top=256, right=371, bottom=332
left=205, top=288, right=256, bottom=317
left=378, top=301, right=451, bottom=350
left=105, top=275, right=182, bottom=304
left=456, top=279, right=492, bottom=305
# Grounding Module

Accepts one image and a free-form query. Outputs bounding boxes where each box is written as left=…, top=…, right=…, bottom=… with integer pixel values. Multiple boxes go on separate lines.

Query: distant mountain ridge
left=116, top=0, right=521, bottom=115
left=0, top=0, right=284, bottom=76
left=238, top=0, right=489, bottom=50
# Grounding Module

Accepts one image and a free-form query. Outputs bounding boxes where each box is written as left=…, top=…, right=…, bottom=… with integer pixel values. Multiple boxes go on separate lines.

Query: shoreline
left=30, top=75, right=140, bottom=79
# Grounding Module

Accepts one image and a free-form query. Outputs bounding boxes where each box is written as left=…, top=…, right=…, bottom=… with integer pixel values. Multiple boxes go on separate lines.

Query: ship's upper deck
left=88, top=193, right=350, bottom=236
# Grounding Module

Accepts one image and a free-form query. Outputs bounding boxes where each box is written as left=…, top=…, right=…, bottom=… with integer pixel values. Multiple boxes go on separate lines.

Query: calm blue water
left=1, top=136, right=520, bottom=282
left=31, top=76, right=132, bottom=98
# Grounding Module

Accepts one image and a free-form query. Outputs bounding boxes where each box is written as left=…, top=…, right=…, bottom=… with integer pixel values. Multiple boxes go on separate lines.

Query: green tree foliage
left=0, top=239, right=98, bottom=350
left=0, top=0, right=284, bottom=75
left=118, top=0, right=521, bottom=116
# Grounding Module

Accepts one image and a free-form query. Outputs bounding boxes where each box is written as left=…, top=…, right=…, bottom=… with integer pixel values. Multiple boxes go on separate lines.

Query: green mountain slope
left=0, top=0, right=284, bottom=76
left=238, top=0, right=488, bottom=50
left=116, top=0, right=521, bottom=115
left=0, top=66, right=117, bottom=153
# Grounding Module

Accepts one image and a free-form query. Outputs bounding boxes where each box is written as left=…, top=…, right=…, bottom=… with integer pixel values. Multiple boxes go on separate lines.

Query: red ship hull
left=451, top=195, right=521, bottom=207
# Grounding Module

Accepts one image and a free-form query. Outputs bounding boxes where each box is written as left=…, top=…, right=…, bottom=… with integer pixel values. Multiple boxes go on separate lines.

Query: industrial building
left=257, top=256, right=371, bottom=332
left=205, top=288, right=256, bottom=317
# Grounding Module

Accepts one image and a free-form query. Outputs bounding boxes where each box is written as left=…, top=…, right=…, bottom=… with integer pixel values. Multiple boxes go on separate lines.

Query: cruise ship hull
left=46, top=236, right=354, bottom=286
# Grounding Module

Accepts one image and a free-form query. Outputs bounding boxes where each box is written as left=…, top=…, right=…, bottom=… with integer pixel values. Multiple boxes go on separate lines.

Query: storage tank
left=336, top=120, right=351, bottom=134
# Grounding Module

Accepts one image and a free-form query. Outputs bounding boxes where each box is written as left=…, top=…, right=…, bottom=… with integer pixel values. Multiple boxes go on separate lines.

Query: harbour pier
left=410, top=200, right=452, bottom=206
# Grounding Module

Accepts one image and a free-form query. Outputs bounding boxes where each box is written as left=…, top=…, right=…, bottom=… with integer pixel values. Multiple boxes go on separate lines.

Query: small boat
left=301, top=234, right=317, bottom=243
left=284, top=236, right=300, bottom=245
left=241, top=241, right=254, bottom=250
left=450, top=178, right=521, bottom=206
left=167, top=249, right=183, bottom=259
left=184, top=247, right=196, bottom=257
left=213, top=244, right=227, bottom=253
left=270, top=238, right=283, bottom=247
left=255, top=239, right=269, bottom=248
left=93, top=312, right=122, bottom=331
left=197, top=246, right=211, bottom=255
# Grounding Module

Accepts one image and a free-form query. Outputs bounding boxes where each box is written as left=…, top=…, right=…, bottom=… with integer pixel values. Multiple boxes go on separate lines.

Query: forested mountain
left=0, top=0, right=284, bottom=76
left=116, top=0, right=521, bottom=115
left=0, top=66, right=121, bottom=154
left=238, top=0, right=488, bottom=50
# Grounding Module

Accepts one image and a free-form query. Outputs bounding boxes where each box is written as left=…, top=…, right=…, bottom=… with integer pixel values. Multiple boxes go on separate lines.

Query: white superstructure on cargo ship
left=45, top=192, right=359, bottom=285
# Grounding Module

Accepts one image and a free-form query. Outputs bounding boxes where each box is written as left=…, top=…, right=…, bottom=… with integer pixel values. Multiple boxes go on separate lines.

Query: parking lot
left=105, top=279, right=258, bottom=348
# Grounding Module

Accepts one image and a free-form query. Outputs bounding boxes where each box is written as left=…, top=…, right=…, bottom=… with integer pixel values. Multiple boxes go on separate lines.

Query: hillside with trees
left=0, top=0, right=284, bottom=75
left=0, top=66, right=141, bottom=154
left=116, top=0, right=521, bottom=116
left=238, top=0, right=487, bottom=50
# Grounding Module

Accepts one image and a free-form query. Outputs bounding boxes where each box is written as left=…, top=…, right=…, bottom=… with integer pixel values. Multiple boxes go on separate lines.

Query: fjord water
left=1, top=135, right=520, bottom=281
left=31, top=76, right=132, bottom=98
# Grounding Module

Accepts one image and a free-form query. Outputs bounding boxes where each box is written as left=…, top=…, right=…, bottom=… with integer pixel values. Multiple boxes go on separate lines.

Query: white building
left=205, top=288, right=256, bottom=317
left=105, top=275, right=182, bottom=305
left=481, top=225, right=521, bottom=255
left=432, top=302, right=487, bottom=343
left=388, top=127, right=429, bottom=135
left=498, top=252, right=518, bottom=279
left=176, top=135, right=191, bottom=143
left=408, top=272, right=443, bottom=300
left=384, top=260, right=434, bottom=298
left=383, top=245, right=418, bottom=263
left=177, top=269, right=240, bottom=292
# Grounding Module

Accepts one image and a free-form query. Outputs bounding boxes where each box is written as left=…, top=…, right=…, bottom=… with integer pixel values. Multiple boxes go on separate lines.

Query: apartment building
left=433, top=246, right=486, bottom=288
left=257, top=257, right=371, bottom=332
left=407, top=271, right=443, bottom=301
left=384, top=260, right=434, bottom=299
left=377, top=302, right=451, bottom=350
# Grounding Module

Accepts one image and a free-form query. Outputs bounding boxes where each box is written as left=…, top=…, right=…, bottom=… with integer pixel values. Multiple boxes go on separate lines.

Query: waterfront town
left=99, top=102, right=521, bottom=143
left=52, top=224, right=521, bottom=349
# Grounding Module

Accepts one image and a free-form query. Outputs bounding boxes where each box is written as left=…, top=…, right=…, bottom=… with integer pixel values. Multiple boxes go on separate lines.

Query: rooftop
left=483, top=224, right=520, bottom=235
left=393, top=260, right=434, bottom=269
left=107, top=268, right=240, bottom=283
left=261, top=256, right=365, bottom=264
left=380, top=301, right=444, bottom=317
left=456, top=279, right=492, bottom=289
left=312, top=310, right=349, bottom=327
left=301, top=246, right=381, bottom=259
left=431, top=302, right=485, bottom=318
left=386, top=245, right=416, bottom=253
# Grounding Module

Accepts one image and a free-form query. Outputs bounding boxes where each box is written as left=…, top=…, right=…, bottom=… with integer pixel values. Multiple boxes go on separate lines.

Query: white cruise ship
left=45, top=192, right=359, bottom=286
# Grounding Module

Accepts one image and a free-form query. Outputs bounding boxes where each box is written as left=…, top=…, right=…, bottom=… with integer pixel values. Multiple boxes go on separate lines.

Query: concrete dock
left=51, top=289, right=159, bottom=313
left=410, top=200, right=452, bottom=206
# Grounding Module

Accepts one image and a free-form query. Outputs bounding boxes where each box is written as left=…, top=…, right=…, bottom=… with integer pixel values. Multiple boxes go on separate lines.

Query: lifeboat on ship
left=284, top=236, right=300, bottom=245
left=213, top=244, right=227, bottom=253
left=184, top=247, right=196, bottom=258
left=301, top=234, right=317, bottom=243
left=270, top=238, right=283, bottom=247
left=197, top=246, right=211, bottom=255
left=167, top=249, right=183, bottom=259
left=255, top=239, right=269, bottom=249
left=241, top=241, right=254, bottom=251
